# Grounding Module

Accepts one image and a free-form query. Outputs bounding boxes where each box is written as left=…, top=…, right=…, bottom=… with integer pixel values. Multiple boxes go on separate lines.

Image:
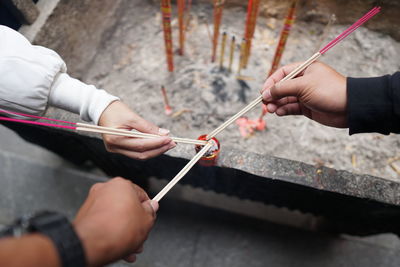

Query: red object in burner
left=195, top=134, right=221, bottom=166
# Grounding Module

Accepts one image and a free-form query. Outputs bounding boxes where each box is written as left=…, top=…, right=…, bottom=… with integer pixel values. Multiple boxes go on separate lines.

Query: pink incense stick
left=319, top=6, right=381, bottom=54
left=0, top=109, right=75, bottom=125
left=0, top=116, right=77, bottom=130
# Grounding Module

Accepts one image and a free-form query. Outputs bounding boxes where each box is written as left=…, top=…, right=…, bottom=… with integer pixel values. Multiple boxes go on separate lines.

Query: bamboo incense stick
left=75, top=123, right=207, bottom=146
left=178, top=0, right=185, bottom=55
left=228, top=36, right=236, bottom=72
left=161, top=85, right=173, bottom=115
left=219, top=32, right=227, bottom=69
left=0, top=113, right=207, bottom=146
left=237, top=38, right=246, bottom=75
left=211, top=0, right=224, bottom=62
left=259, top=0, right=298, bottom=120
left=268, top=0, right=298, bottom=76
left=161, top=0, right=174, bottom=72
left=153, top=142, right=213, bottom=202
left=243, top=0, right=261, bottom=68
left=207, top=6, right=381, bottom=140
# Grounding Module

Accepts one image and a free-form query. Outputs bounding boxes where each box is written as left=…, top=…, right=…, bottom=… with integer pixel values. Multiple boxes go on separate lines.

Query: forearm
left=0, top=234, right=60, bottom=267
left=347, top=72, right=400, bottom=135
left=0, top=25, right=118, bottom=124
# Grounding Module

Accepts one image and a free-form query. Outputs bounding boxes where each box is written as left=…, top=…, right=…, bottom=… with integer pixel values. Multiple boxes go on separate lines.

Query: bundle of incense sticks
left=161, top=0, right=174, bottom=72
left=259, top=0, right=298, bottom=120
left=206, top=6, right=381, bottom=141
left=243, top=0, right=261, bottom=68
left=0, top=110, right=207, bottom=146
left=211, top=0, right=225, bottom=62
left=178, top=0, right=185, bottom=55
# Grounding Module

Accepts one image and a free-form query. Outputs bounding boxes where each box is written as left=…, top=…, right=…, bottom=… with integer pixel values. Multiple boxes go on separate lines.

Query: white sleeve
left=0, top=25, right=119, bottom=124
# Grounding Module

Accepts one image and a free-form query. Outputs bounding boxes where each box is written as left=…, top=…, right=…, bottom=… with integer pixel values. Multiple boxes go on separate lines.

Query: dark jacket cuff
left=347, top=73, right=400, bottom=135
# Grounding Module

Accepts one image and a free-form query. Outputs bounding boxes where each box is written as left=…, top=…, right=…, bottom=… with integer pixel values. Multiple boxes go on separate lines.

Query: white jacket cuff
left=49, top=73, right=120, bottom=124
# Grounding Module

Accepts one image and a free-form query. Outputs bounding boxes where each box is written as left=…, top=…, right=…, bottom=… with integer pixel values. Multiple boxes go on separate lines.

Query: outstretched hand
left=99, top=101, right=176, bottom=160
left=74, top=178, right=158, bottom=266
left=261, top=62, right=348, bottom=128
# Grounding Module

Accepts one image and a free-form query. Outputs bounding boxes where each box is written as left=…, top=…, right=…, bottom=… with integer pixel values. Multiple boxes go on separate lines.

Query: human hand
left=261, top=61, right=348, bottom=128
left=99, top=101, right=176, bottom=160
left=73, top=177, right=159, bottom=267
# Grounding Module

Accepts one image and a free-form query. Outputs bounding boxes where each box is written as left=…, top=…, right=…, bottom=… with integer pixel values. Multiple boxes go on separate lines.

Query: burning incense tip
left=161, top=85, right=173, bottom=116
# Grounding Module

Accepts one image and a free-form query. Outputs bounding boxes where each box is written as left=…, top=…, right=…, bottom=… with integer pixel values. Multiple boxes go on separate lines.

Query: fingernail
left=168, top=142, right=177, bottom=149
left=163, top=138, right=172, bottom=145
left=159, top=128, right=170, bottom=136
left=150, top=200, right=159, bottom=212
left=263, top=89, right=272, bottom=101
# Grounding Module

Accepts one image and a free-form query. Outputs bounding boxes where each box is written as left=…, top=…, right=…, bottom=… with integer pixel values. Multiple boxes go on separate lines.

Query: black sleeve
left=347, top=72, right=400, bottom=135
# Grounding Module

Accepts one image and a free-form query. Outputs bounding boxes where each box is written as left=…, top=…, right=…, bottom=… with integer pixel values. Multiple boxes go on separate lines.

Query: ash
left=81, top=1, right=400, bottom=181
left=205, top=139, right=219, bottom=157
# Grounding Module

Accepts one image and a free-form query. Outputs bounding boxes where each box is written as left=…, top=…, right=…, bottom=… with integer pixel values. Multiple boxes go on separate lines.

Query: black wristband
left=29, top=211, right=87, bottom=267
left=0, top=211, right=86, bottom=267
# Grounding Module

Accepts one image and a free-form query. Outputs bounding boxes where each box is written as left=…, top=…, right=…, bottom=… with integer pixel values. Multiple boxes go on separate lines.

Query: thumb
left=142, top=200, right=159, bottom=217
left=269, top=77, right=306, bottom=100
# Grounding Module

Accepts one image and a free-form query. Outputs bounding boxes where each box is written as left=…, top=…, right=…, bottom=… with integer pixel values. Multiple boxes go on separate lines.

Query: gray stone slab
left=0, top=150, right=106, bottom=223
left=134, top=199, right=400, bottom=267
left=0, top=149, right=400, bottom=267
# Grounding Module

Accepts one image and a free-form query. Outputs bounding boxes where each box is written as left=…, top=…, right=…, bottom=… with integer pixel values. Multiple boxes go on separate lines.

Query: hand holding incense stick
left=206, top=6, right=381, bottom=140
left=262, top=61, right=347, bottom=128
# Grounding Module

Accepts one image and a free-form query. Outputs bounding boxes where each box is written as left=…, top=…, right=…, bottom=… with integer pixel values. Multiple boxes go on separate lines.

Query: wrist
left=0, top=234, right=61, bottom=267
left=73, top=220, right=109, bottom=267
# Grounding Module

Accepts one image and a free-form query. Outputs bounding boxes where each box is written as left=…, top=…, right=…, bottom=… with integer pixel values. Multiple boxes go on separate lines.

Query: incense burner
left=195, top=135, right=221, bottom=166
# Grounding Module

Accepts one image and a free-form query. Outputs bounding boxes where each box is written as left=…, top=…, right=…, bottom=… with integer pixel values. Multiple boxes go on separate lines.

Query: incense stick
left=0, top=109, right=75, bottom=125
left=243, top=0, right=261, bottom=68
left=228, top=36, right=235, bottom=72
left=161, top=0, right=174, bottom=72
left=211, top=0, right=224, bottom=62
left=219, top=32, right=227, bottom=69
left=237, top=38, right=246, bottom=75
left=0, top=114, right=207, bottom=146
left=178, top=0, right=185, bottom=55
left=259, top=0, right=298, bottom=120
left=76, top=123, right=207, bottom=145
left=153, top=142, right=213, bottom=202
left=268, top=0, right=298, bottom=76
left=161, top=85, right=173, bottom=115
